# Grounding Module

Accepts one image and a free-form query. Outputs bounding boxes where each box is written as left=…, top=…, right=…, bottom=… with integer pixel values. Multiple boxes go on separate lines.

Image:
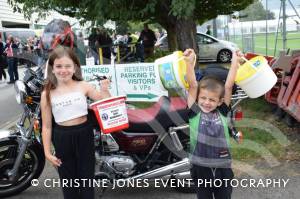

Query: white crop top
left=51, top=91, right=88, bottom=123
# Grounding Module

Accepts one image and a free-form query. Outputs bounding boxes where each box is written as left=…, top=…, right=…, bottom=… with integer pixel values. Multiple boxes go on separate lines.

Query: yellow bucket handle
left=177, top=56, right=185, bottom=62
left=241, top=56, right=258, bottom=71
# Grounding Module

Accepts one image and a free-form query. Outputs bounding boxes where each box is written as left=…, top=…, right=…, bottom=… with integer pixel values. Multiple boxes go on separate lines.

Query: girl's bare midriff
left=57, top=115, right=87, bottom=126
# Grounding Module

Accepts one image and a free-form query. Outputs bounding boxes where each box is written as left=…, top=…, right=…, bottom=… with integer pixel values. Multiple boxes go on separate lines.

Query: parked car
left=155, top=32, right=239, bottom=63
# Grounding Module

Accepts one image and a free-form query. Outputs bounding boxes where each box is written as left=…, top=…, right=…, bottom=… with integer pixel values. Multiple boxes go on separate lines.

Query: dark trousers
left=0, top=66, right=6, bottom=80
left=0, top=56, right=6, bottom=80
left=191, top=164, right=234, bottom=199
left=52, top=121, right=95, bottom=199
left=144, top=46, right=154, bottom=59
left=7, top=57, right=18, bottom=82
left=135, top=43, right=144, bottom=62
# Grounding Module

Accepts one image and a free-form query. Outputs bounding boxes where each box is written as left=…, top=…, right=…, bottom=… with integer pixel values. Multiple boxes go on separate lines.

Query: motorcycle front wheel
left=0, top=139, right=45, bottom=197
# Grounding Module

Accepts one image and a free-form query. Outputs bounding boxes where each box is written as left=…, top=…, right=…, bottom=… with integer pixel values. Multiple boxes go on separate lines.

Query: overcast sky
left=261, top=0, right=300, bottom=10
left=260, top=0, right=300, bottom=18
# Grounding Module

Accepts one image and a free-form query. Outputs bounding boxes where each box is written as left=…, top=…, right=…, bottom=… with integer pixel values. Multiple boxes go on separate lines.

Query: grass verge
left=231, top=97, right=300, bottom=162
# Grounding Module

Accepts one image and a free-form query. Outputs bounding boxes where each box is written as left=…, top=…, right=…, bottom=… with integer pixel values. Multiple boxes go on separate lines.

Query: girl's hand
left=46, top=154, right=62, bottom=167
left=99, top=79, right=111, bottom=91
left=183, top=48, right=196, bottom=67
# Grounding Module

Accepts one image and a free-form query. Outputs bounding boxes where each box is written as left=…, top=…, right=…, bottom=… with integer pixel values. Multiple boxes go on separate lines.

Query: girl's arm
left=184, top=49, right=198, bottom=108
left=83, top=79, right=111, bottom=101
left=41, top=91, right=62, bottom=167
left=224, top=51, right=242, bottom=106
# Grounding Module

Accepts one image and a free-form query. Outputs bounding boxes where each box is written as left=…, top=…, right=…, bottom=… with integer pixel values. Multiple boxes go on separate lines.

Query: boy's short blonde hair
left=198, top=76, right=225, bottom=98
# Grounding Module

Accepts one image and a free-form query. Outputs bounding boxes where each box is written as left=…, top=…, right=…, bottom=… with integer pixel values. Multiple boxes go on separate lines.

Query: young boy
left=183, top=49, right=241, bottom=199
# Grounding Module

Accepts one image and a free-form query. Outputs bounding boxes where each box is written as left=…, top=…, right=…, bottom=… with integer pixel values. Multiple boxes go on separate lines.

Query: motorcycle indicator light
left=234, top=106, right=243, bottom=121
left=236, top=131, right=243, bottom=144
left=232, top=128, right=243, bottom=144
left=33, top=119, right=40, bottom=131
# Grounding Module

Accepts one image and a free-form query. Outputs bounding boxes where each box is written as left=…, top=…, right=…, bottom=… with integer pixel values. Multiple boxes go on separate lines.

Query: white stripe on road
left=0, top=114, right=21, bottom=130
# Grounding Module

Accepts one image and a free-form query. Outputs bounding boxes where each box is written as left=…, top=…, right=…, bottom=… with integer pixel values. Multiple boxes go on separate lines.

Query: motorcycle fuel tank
left=113, top=131, right=157, bottom=153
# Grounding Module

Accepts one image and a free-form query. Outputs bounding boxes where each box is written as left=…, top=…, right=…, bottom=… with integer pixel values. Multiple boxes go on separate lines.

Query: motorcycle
left=0, top=64, right=247, bottom=197
left=0, top=66, right=45, bottom=197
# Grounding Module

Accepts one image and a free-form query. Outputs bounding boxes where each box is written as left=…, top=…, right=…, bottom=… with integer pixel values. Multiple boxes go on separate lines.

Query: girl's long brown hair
left=43, top=46, right=83, bottom=105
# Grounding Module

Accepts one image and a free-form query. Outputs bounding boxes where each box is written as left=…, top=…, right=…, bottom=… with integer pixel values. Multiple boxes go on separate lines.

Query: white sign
left=115, top=63, right=168, bottom=102
left=82, top=63, right=168, bottom=102
left=85, top=57, right=95, bottom=66
left=81, top=65, right=117, bottom=96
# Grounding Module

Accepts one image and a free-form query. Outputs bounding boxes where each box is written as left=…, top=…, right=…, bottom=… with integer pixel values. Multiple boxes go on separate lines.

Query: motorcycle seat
left=126, top=96, right=189, bottom=133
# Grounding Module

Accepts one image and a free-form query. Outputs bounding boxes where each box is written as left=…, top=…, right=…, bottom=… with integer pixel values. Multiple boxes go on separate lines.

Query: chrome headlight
left=14, top=80, right=27, bottom=104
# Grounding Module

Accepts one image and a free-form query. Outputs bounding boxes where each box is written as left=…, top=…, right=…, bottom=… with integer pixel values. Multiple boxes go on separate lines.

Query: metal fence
left=213, top=0, right=300, bottom=56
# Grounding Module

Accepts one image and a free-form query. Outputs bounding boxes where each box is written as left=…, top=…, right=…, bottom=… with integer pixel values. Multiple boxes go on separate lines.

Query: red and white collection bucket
left=89, top=96, right=129, bottom=134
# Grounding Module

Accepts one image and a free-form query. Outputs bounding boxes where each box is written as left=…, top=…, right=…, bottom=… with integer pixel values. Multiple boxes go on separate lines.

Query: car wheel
left=217, top=49, right=232, bottom=63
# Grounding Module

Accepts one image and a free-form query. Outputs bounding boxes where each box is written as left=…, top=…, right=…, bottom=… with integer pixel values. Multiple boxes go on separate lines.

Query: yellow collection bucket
left=235, top=56, right=267, bottom=83
left=154, top=51, right=189, bottom=91
left=235, top=56, right=277, bottom=98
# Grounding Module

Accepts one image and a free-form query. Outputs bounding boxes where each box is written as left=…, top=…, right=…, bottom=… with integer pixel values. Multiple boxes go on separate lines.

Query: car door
left=197, top=33, right=218, bottom=60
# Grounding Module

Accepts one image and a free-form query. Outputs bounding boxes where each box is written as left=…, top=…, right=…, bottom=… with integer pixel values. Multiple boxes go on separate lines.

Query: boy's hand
left=231, top=50, right=244, bottom=66
left=183, top=48, right=196, bottom=67
left=224, top=50, right=243, bottom=106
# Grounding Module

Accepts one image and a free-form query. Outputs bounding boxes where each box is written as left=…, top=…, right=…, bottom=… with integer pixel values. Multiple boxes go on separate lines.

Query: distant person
left=15, top=37, right=23, bottom=65
left=35, top=37, right=43, bottom=66
left=14, top=37, right=22, bottom=50
left=76, top=32, right=86, bottom=65
left=26, top=37, right=34, bottom=68
left=77, top=32, right=84, bottom=42
left=0, top=37, right=7, bottom=82
left=137, top=24, right=157, bottom=59
left=158, top=29, right=165, bottom=39
left=88, top=28, right=98, bottom=52
left=4, top=36, right=19, bottom=84
left=126, top=32, right=133, bottom=44
left=96, top=29, right=112, bottom=61
left=206, top=25, right=212, bottom=36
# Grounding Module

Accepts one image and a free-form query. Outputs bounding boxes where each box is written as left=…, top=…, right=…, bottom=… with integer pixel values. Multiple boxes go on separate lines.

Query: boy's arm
left=224, top=51, right=242, bottom=106
left=184, top=49, right=198, bottom=108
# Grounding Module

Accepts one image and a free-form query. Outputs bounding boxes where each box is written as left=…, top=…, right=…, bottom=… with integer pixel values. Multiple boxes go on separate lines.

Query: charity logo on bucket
left=253, top=60, right=260, bottom=67
left=101, top=113, right=109, bottom=121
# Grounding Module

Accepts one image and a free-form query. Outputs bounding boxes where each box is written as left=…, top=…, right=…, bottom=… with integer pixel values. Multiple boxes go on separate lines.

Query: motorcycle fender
left=0, top=129, right=17, bottom=141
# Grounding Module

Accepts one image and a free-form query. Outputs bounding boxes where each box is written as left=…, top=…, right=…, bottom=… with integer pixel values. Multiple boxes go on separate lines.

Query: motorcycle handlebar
left=87, top=75, right=112, bottom=82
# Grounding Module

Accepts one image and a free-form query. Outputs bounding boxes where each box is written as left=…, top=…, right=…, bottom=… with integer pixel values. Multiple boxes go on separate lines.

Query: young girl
left=41, top=46, right=111, bottom=199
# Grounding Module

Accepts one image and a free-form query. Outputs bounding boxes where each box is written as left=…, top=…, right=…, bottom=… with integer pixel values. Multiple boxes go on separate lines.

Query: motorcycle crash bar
left=126, top=158, right=190, bottom=180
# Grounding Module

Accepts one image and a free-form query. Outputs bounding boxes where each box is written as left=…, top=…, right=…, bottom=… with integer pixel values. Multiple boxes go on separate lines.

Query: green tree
left=116, top=21, right=129, bottom=35
left=9, top=0, right=253, bottom=52
left=239, top=0, right=275, bottom=21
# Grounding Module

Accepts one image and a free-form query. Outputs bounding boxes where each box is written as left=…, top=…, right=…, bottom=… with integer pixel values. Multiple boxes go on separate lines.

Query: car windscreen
left=197, top=34, right=217, bottom=44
